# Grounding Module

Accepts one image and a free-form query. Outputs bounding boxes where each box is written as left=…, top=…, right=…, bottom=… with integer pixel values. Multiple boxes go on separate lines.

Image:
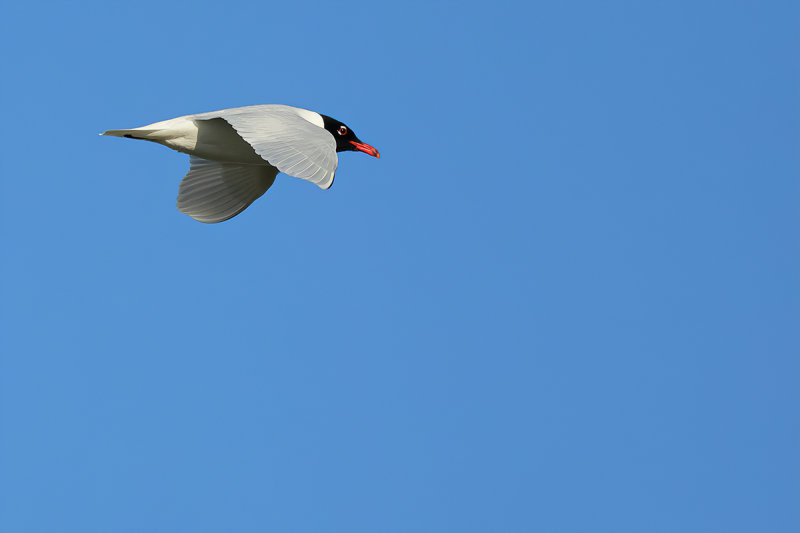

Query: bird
left=101, top=104, right=380, bottom=223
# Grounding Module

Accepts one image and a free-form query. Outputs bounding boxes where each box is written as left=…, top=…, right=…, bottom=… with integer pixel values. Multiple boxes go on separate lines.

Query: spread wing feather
left=176, top=157, right=278, bottom=223
left=191, top=105, right=337, bottom=190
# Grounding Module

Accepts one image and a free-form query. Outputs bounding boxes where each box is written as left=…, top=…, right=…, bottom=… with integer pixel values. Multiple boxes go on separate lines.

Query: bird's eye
left=338, top=125, right=348, bottom=135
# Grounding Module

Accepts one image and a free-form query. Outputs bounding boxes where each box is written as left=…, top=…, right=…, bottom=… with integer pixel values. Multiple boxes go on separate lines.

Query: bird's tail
left=100, top=128, right=160, bottom=140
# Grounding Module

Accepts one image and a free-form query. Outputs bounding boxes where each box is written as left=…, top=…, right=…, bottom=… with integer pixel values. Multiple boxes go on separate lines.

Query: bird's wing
left=193, top=105, right=338, bottom=190
left=177, top=157, right=278, bottom=223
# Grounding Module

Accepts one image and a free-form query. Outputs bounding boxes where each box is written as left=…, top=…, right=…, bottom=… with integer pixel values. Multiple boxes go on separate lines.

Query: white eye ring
left=338, top=125, right=348, bottom=135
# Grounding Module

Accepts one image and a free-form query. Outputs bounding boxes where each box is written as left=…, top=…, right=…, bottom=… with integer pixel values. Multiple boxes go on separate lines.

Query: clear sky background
left=1, top=2, right=798, bottom=532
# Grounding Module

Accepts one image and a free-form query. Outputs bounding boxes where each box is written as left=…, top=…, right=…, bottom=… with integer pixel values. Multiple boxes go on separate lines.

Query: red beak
left=350, top=140, right=380, bottom=158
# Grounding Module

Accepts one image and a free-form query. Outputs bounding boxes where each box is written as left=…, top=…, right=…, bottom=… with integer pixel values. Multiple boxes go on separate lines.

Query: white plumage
left=102, top=105, right=349, bottom=223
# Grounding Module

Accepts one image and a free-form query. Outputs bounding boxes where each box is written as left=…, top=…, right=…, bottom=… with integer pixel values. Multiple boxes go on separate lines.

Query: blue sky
left=1, top=2, right=798, bottom=532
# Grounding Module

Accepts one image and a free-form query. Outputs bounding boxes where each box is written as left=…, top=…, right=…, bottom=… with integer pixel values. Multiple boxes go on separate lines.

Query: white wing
left=192, top=105, right=338, bottom=190
left=177, top=157, right=278, bottom=223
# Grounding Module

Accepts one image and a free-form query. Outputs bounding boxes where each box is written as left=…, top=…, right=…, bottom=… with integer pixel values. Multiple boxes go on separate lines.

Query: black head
left=320, top=114, right=380, bottom=158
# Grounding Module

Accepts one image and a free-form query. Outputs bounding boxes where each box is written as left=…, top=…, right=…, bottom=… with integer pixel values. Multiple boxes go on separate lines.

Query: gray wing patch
left=177, top=157, right=278, bottom=223
left=192, top=105, right=338, bottom=190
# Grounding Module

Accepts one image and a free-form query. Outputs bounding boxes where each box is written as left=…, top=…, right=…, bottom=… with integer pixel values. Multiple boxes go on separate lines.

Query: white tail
left=100, top=129, right=160, bottom=139
left=100, top=116, right=200, bottom=155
